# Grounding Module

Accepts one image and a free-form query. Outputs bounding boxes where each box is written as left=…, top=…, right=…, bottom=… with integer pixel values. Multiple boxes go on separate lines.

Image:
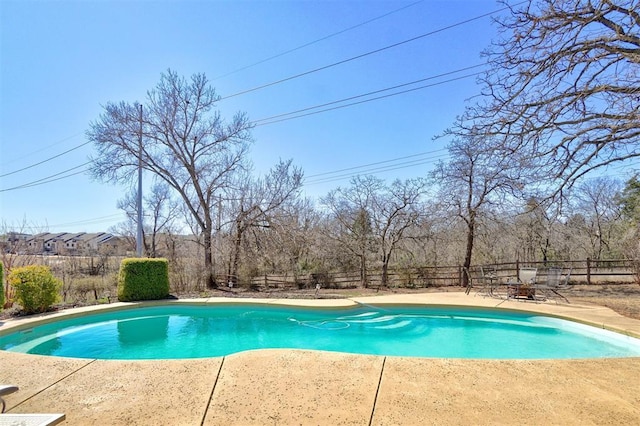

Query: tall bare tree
left=571, top=177, right=624, bottom=259
left=369, top=178, right=426, bottom=286
left=431, top=136, right=524, bottom=286
left=225, top=159, right=303, bottom=283
left=321, top=176, right=426, bottom=287
left=322, top=177, right=378, bottom=287
left=515, top=197, right=556, bottom=264
left=239, top=196, right=315, bottom=278
left=88, top=70, right=252, bottom=287
left=452, top=0, right=640, bottom=193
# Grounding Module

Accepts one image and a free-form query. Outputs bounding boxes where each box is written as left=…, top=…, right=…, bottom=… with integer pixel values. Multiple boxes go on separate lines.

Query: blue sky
left=1, top=0, right=507, bottom=233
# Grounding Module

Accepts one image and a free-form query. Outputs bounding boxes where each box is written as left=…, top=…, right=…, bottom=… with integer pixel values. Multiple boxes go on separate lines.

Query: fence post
left=586, top=258, right=591, bottom=285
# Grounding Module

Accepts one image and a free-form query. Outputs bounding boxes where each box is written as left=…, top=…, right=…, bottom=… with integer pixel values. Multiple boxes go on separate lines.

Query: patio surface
left=1, top=292, right=640, bottom=425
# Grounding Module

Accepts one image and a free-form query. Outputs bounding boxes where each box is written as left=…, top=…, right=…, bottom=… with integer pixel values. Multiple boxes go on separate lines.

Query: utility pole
left=136, top=103, right=144, bottom=257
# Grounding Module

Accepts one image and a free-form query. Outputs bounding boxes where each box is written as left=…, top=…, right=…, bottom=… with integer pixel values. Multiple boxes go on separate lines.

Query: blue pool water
left=1, top=304, right=640, bottom=360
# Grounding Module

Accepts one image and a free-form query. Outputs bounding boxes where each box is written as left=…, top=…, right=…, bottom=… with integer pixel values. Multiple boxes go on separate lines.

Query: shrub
left=9, top=265, right=62, bottom=314
left=118, top=258, right=169, bottom=302
left=0, top=261, right=4, bottom=310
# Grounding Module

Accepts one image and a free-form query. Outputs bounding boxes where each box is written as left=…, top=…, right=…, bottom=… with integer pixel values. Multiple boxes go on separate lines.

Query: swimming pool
left=1, top=303, right=640, bottom=360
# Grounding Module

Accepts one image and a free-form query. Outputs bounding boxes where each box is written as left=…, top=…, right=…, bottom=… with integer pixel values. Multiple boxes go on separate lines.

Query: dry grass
left=565, top=284, right=640, bottom=320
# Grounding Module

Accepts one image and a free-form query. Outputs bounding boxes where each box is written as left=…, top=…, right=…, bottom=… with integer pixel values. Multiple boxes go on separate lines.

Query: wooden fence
left=250, top=258, right=639, bottom=290
left=14, top=254, right=636, bottom=289
left=475, top=259, right=638, bottom=286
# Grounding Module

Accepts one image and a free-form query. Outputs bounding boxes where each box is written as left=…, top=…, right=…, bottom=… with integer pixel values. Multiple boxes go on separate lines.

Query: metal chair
left=535, top=267, right=571, bottom=303
left=465, top=266, right=498, bottom=297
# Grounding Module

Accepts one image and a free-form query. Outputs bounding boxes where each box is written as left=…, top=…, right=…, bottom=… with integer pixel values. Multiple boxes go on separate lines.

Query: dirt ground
left=564, top=284, right=640, bottom=320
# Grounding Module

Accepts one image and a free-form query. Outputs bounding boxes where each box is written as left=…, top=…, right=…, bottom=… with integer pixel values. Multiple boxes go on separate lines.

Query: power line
left=219, top=2, right=521, bottom=100
left=2, top=64, right=481, bottom=193
left=0, top=67, right=480, bottom=184
left=252, top=64, right=485, bottom=126
left=254, top=72, right=481, bottom=127
left=213, top=0, right=425, bottom=80
left=305, top=148, right=447, bottom=179
left=4, top=74, right=469, bottom=192
left=0, top=4, right=502, bottom=185
left=0, top=132, right=84, bottom=167
left=0, top=140, right=91, bottom=178
left=304, top=156, right=447, bottom=186
left=0, top=66, right=476, bottom=182
left=0, top=163, right=90, bottom=192
left=46, top=213, right=125, bottom=229
left=1, top=3, right=525, bottom=195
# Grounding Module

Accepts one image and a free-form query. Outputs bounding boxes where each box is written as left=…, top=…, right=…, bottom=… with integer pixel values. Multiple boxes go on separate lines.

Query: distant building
left=21, top=232, right=127, bottom=255
left=0, top=232, right=31, bottom=254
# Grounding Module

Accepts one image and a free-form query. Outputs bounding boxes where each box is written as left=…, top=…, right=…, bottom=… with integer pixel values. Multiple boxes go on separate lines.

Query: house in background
left=22, top=232, right=127, bottom=255
left=0, top=232, right=31, bottom=254
left=26, top=232, right=55, bottom=254
left=76, top=233, right=124, bottom=254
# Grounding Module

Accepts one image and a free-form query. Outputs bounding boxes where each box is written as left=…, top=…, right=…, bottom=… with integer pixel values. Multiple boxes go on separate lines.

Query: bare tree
left=571, top=177, right=624, bottom=259
left=252, top=197, right=321, bottom=281
left=225, top=159, right=303, bottom=284
left=321, top=177, right=378, bottom=287
left=114, top=182, right=181, bottom=257
left=88, top=70, right=253, bottom=287
left=452, top=0, right=640, bottom=193
left=431, top=135, right=524, bottom=286
left=515, top=197, right=557, bottom=264
left=369, top=178, right=426, bottom=286
left=321, top=176, right=426, bottom=287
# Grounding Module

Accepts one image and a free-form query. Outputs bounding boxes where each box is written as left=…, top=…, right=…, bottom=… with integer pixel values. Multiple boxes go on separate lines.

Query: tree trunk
left=541, top=237, right=549, bottom=265
left=142, top=228, right=149, bottom=257
left=359, top=254, right=368, bottom=287
left=381, top=263, right=389, bottom=287
left=203, top=228, right=216, bottom=288
left=230, top=217, right=244, bottom=285
left=462, top=218, right=475, bottom=288
left=150, top=232, right=157, bottom=258
left=381, top=252, right=390, bottom=286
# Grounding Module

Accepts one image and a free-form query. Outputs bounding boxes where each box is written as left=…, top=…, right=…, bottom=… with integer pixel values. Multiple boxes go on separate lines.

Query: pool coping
left=2, top=292, right=640, bottom=425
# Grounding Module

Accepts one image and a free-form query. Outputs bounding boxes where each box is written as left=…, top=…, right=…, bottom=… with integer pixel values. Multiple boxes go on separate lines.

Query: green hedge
left=118, top=258, right=170, bottom=302
left=0, top=261, right=4, bottom=310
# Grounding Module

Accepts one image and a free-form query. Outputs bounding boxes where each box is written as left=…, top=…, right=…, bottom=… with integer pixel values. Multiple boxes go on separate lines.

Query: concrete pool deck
left=1, top=292, right=639, bottom=425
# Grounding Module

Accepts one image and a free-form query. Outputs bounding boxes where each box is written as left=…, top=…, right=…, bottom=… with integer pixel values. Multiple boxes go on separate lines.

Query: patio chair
left=0, top=385, right=18, bottom=413
left=535, top=267, right=571, bottom=303
left=0, top=385, right=65, bottom=425
left=465, top=266, right=499, bottom=297
left=0, top=413, right=66, bottom=425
